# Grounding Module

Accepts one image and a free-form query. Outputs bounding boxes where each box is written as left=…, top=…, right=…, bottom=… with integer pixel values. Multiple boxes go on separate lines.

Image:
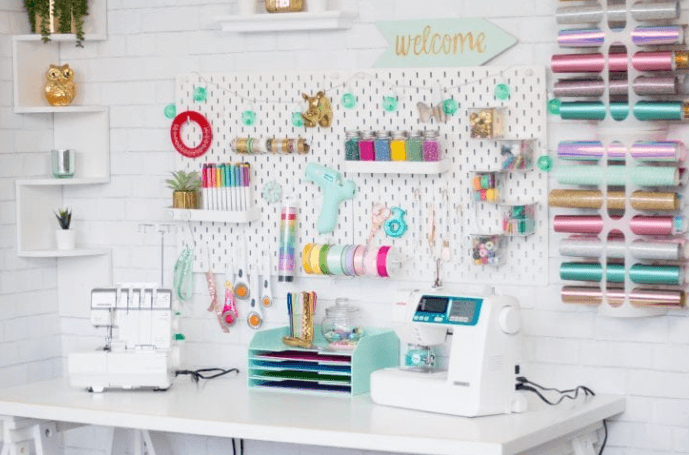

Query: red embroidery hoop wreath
left=170, top=111, right=213, bottom=158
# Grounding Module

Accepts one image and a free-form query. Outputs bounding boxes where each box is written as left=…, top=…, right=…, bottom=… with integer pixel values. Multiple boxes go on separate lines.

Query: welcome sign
left=374, top=18, right=517, bottom=68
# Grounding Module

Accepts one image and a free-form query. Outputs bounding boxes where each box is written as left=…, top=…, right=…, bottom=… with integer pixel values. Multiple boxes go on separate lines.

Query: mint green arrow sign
left=374, top=18, right=517, bottom=68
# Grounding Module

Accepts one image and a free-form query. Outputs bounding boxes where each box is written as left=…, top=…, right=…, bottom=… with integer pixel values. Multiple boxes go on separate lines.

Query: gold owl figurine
left=44, top=64, right=76, bottom=106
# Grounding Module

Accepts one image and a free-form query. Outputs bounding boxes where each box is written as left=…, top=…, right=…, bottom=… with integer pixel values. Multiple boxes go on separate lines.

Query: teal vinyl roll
left=633, top=101, right=684, bottom=121
left=555, top=165, right=678, bottom=186
left=629, top=264, right=683, bottom=285
left=560, top=262, right=683, bottom=284
left=560, top=102, right=685, bottom=121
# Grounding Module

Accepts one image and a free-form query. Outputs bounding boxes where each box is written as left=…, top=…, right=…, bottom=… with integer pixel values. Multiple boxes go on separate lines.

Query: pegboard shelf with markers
left=167, top=208, right=261, bottom=223
left=171, top=67, right=547, bottom=287
left=550, top=1, right=689, bottom=316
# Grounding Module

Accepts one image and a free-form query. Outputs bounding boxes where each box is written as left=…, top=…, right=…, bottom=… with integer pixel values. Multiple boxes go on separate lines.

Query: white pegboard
left=174, top=66, right=548, bottom=286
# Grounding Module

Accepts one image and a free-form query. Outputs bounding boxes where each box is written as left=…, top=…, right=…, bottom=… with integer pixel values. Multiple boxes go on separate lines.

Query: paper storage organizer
left=248, top=325, right=399, bottom=395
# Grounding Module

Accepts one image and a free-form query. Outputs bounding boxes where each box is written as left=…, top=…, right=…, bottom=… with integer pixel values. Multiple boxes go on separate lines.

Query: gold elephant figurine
left=300, top=91, right=332, bottom=128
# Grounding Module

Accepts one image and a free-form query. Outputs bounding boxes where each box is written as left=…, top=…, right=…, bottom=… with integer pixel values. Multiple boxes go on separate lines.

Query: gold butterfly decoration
left=44, top=64, right=76, bottom=106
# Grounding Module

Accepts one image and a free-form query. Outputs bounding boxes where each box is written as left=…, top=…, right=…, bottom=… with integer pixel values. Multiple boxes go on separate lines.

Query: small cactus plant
left=54, top=208, right=72, bottom=230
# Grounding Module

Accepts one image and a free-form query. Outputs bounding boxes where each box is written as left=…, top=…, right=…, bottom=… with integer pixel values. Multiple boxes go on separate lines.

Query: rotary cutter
left=246, top=267, right=263, bottom=330
left=234, top=236, right=250, bottom=300
left=221, top=263, right=239, bottom=328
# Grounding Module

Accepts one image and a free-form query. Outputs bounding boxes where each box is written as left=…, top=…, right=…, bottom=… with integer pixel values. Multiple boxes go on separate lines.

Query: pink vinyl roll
left=552, top=51, right=686, bottom=73
left=553, top=215, right=684, bottom=235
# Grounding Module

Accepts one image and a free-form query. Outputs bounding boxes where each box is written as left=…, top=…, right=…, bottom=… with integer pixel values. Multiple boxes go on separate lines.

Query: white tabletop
left=0, top=376, right=624, bottom=455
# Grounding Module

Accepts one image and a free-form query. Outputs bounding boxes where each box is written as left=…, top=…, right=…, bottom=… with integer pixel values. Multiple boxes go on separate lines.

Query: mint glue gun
left=305, top=163, right=356, bottom=234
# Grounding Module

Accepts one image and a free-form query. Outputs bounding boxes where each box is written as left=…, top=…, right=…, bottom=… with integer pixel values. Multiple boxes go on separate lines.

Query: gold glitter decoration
left=470, top=109, right=494, bottom=138
left=301, top=91, right=333, bottom=128
left=44, top=63, right=76, bottom=106
left=265, top=0, right=304, bottom=12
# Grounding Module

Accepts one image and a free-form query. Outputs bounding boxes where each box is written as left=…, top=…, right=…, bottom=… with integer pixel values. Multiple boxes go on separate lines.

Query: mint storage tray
left=248, top=325, right=399, bottom=396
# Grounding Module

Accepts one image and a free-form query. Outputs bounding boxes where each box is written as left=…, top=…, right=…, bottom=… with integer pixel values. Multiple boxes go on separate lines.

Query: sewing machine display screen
left=414, top=295, right=482, bottom=326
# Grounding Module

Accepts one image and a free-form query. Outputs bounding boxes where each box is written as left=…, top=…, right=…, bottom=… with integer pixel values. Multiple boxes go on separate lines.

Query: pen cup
left=51, top=149, right=75, bottom=179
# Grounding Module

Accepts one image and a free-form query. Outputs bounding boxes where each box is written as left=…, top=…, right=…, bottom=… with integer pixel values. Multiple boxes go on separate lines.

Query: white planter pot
left=55, top=229, right=76, bottom=250
left=307, top=0, right=327, bottom=12
left=238, top=0, right=256, bottom=15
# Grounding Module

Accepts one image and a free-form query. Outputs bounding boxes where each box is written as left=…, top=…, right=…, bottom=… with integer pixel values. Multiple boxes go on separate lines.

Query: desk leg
left=0, top=418, right=59, bottom=455
left=108, top=428, right=168, bottom=455
left=572, top=434, right=598, bottom=455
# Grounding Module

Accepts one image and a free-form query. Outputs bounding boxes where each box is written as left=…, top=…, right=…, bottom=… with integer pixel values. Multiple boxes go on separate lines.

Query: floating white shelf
left=14, top=106, right=108, bottom=114
left=343, top=159, right=451, bottom=175
left=217, top=11, right=357, bottom=32
left=16, top=177, right=110, bottom=186
left=167, top=207, right=261, bottom=223
left=19, top=248, right=111, bottom=259
left=12, top=33, right=107, bottom=42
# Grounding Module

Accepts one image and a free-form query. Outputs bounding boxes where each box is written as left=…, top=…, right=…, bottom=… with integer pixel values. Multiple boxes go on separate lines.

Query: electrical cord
left=232, top=438, right=244, bottom=455
left=174, top=368, right=239, bottom=383
left=515, top=377, right=607, bottom=454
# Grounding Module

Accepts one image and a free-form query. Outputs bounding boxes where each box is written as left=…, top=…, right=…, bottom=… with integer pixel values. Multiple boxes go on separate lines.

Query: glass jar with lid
left=321, top=299, right=364, bottom=349
left=344, top=129, right=361, bottom=161
left=422, top=129, right=441, bottom=161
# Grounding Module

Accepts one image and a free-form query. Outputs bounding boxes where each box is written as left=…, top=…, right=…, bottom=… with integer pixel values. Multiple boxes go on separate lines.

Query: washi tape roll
left=327, top=244, right=346, bottom=276
left=377, top=246, right=391, bottom=278
left=319, top=244, right=332, bottom=275
left=342, top=245, right=357, bottom=276
left=302, top=243, right=314, bottom=274
left=309, top=244, right=323, bottom=274
left=353, top=246, right=367, bottom=276
left=364, top=246, right=380, bottom=276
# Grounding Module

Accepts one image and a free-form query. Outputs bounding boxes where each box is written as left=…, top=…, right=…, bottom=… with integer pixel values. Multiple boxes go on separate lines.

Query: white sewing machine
left=68, top=284, right=174, bottom=392
left=370, top=289, right=527, bottom=417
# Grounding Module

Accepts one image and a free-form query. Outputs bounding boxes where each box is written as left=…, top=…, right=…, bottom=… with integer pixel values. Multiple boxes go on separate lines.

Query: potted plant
left=23, top=0, right=89, bottom=47
left=54, top=207, right=75, bottom=250
left=167, top=170, right=201, bottom=209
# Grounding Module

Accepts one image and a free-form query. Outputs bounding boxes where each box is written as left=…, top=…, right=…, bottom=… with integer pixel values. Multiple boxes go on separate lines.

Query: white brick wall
left=0, top=0, right=687, bottom=454
left=0, top=2, right=62, bottom=392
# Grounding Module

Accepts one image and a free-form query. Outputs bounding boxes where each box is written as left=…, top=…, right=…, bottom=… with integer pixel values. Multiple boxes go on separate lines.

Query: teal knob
left=242, top=110, right=257, bottom=126
left=291, top=112, right=304, bottom=127
left=341, top=92, right=357, bottom=109
left=537, top=155, right=553, bottom=172
left=442, top=98, right=458, bottom=115
left=547, top=98, right=561, bottom=115
left=164, top=104, right=176, bottom=119
left=193, top=87, right=207, bottom=102
left=382, top=96, right=398, bottom=112
left=494, top=83, right=510, bottom=100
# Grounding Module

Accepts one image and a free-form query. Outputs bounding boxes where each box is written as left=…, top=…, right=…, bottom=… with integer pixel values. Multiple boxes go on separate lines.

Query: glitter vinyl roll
left=278, top=199, right=297, bottom=282
left=554, top=76, right=681, bottom=97
left=554, top=165, right=679, bottom=187
left=552, top=51, right=689, bottom=73
left=549, top=189, right=680, bottom=210
left=561, top=286, right=685, bottom=307
left=556, top=2, right=680, bottom=25
left=557, top=141, right=685, bottom=162
left=559, top=237, right=687, bottom=261
left=560, top=262, right=684, bottom=285
left=553, top=215, right=684, bottom=235
left=558, top=26, right=684, bottom=47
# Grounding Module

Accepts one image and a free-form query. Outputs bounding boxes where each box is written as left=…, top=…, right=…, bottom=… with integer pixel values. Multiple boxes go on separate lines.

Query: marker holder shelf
left=247, top=325, right=399, bottom=396
left=552, top=0, right=687, bottom=316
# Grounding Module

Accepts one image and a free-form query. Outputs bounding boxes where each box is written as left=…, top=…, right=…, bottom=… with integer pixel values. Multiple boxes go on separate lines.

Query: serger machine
left=370, top=289, right=527, bottom=417
left=68, top=284, right=174, bottom=392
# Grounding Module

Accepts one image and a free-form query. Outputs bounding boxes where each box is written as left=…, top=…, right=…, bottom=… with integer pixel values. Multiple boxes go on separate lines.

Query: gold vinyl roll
left=549, top=189, right=679, bottom=211
left=562, top=286, right=685, bottom=308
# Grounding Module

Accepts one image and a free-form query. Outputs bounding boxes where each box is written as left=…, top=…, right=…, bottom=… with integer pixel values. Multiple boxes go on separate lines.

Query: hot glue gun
left=305, top=163, right=356, bottom=234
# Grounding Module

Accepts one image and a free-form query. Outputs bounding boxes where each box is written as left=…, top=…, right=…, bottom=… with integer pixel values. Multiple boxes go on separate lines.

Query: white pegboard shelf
left=342, top=159, right=451, bottom=175
left=167, top=208, right=261, bottom=223
left=216, top=11, right=357, bottom=33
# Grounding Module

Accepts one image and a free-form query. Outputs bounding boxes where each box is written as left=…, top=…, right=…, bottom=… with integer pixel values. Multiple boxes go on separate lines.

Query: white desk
left=0, top=376, right=624, bottom=455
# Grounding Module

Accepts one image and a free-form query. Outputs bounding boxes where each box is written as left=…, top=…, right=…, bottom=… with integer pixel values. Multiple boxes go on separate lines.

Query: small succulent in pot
left=54, top=207, right=72, bottom=230
left=166, top=170, right=201, bottom=209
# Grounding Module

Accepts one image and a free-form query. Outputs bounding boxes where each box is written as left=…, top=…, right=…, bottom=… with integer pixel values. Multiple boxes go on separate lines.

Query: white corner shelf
left=167, top=207, right=261, bottom=223
left=217, top=10, right=357, bottom=32
left=343, top=159, right=451, bottom=175
left=19, top=248, right=111, bottom=259
left=14, top=106, right=108, bottom=114
left=16, top=177, right=110, bottom=186
left=12, top=33, right=107, bottom=43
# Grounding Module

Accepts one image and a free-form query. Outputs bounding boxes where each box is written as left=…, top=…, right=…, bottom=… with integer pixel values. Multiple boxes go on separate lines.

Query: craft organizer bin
left=247, top=326, right=399, bottom=396
left=173, top=67, right=547, bottom=286
left=551, top=0, right=688, bottom=317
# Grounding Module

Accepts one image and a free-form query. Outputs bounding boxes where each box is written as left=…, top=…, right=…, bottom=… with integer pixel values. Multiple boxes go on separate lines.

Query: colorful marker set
left=201, top=162, right=252, bottom=211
